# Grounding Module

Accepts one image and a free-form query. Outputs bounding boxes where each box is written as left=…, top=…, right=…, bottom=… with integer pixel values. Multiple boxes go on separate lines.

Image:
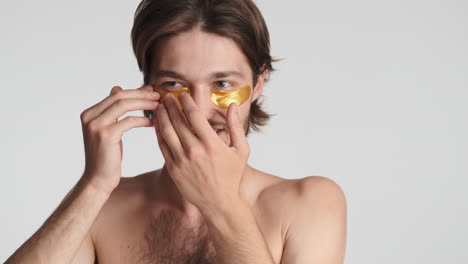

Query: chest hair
left=136, top=209, right=217, bottom=264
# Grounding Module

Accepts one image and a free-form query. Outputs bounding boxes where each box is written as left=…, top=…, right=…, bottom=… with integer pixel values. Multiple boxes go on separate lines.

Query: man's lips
left=215, top=129, right=225, bottom=134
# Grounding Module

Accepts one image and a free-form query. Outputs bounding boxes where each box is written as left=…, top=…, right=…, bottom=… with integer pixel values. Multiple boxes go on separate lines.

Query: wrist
left=202, top=197, right=251, bottom=229
left=79, top=174, right=115, bottom=197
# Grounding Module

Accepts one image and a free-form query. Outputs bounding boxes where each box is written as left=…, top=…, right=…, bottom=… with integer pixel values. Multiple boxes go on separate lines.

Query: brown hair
left=131, top=0, right=278, bottom=135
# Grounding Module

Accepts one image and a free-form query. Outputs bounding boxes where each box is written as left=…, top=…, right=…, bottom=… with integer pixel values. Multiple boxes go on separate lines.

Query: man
left=6, top=0, right=347, bottom=263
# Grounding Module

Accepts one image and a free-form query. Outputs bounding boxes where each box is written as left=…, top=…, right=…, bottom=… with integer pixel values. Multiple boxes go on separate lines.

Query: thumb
left=227, top=103, right=248, bottom=153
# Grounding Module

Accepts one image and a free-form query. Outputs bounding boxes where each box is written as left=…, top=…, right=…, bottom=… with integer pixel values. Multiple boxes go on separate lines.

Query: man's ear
left=252, top=64, right=267, bottom=102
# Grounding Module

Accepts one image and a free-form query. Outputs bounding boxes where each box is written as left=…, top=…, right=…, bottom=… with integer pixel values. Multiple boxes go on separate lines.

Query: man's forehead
left=152, top=29, right=252, bottom=80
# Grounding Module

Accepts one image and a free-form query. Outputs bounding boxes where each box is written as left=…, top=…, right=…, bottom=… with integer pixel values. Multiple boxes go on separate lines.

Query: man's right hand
left=79, top=85, right=160, bottom=194
left=3, top=86, right=158, bottom=263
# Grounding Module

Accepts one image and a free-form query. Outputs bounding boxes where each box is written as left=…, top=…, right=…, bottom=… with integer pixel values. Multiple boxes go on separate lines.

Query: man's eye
left=164, top=81, right=183, bottom=87
left=215, top=81, right=231, bottom=88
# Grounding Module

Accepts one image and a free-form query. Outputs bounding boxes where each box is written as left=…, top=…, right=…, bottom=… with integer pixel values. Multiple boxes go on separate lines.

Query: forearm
left=204, top=200, right=276, bottom=264
left=5, top=176, right=110, bottom=264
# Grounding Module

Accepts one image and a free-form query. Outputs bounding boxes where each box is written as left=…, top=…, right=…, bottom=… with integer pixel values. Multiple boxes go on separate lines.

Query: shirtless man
left=6, top=0, right=347, bottom=263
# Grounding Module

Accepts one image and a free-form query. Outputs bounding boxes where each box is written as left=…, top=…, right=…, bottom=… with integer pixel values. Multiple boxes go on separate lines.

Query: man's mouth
left=215, top=129, right=225, bottom=134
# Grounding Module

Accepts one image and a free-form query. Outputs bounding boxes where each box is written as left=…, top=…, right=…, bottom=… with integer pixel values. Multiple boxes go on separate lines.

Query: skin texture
left=85, top=28, right=347, bottom=263
left=5, top=28, right=347, bottom=264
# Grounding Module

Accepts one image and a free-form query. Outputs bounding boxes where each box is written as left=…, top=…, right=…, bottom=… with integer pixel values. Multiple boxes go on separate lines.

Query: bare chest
left=138, top=210, right=217, bottom=264
left=96, top=209, right=216, bottom=264
left=95, top=207, right=283, bottom=264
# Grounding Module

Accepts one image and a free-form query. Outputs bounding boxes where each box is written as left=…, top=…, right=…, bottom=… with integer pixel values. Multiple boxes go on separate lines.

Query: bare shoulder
left=294, top=176, right=346, bottom=205
left=100, top=175, right=147, bottom=209
left=290, top=176, right=347, bottom=228
left=260, top=176, right=347, bottom=263
left=90, top=173, right=150, bottom=240
left=265, top=176, right=347, bottom=228
left=259, top=175, right=346, bottom=211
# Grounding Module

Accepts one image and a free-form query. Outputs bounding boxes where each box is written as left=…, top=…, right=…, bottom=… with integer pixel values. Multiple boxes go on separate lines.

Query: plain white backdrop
left=1, top=0, right=467, bottom=263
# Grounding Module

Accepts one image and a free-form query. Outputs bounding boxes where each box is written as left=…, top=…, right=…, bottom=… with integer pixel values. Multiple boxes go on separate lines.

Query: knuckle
left=87, top=121, right=100, bottom=133
left=114, top=90, right=125, bottom=98
left=96, top=127, right=110, bottom=140
left=111, top=86, right=122, bottom=94
left=186, top=146, right=202, bottom=159
left=205, top=141, right=218, bottom=153
left=115, top=98, right=128, bottom=109
left=80, top=110, right=90, bottom=123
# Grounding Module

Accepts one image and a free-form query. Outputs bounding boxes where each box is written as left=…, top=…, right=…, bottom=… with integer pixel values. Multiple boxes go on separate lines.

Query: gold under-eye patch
left=211, top=85, right=251, bottom=109
left=154, top=87, right=191, bottom=109
left=155, top=86, right=191, bottom=98
left=153, top=85, right=251, bottom=109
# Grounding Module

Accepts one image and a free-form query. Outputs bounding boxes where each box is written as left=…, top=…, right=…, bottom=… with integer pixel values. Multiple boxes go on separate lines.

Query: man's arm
left=280, top=176, right=347, bottom=264
left=5, top=85, right=158, bottom=263
left=5, top=175, right=108, bottom=264
left=203, top=198, right=276, bottom=264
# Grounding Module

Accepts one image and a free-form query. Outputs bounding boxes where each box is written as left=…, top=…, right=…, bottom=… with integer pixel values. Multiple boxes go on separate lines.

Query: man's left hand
left=153, top=91, right=250, bottom=215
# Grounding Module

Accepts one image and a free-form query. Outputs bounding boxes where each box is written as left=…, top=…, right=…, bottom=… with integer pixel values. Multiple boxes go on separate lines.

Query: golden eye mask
left=153, top=85, right=251, bottom=109
left=154, top=87, right=191, bottom=109
left=211, top=85, right=251, bottom=108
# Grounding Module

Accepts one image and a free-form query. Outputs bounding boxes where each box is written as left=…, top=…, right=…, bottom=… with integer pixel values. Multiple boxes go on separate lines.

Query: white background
left=1, top=0, right=467, bottom=263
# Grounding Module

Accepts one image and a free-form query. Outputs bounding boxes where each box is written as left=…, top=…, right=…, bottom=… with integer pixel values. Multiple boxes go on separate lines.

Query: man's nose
left=187, top=88, right=218, bottom=117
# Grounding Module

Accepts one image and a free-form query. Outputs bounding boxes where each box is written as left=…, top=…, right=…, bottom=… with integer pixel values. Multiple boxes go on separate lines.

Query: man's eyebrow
left=154, top=70, right=185, bottom=79
left=154, top=70, right=244, bottom=80
left=208, top=71, right=244, bottom=79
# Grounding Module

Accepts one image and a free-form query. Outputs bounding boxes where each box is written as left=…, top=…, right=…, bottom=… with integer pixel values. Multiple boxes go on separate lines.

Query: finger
left=227, top=102, right=248, bottom=154
left=110, top=86, right=123, bottom=123
left=154, top=107, right=175, bottom=163
left=92, top=99, right=159, bottom=127
left=156, top=103, right=184, bottom=161
left=108, top=115, right=155, bottom=140
left=82, top=85, right=159, bottom=123
left=178, top=91, right=219, bottom=143
left=162, top=93, right=199, bottom=150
